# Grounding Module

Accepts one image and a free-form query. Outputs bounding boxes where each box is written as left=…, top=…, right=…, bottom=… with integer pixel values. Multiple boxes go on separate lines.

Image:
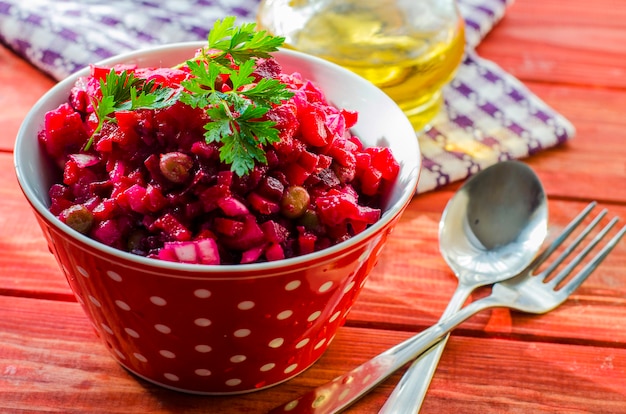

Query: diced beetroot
left=190, top=140, right=218, bottom=159
left=366, top=147, right=400, bottom=181
left=315, top=188, right=380, bottom=227
left=333, top=163, right=356, bottom=184
left=284, top=163, right=311, bottom=186
left=220, top=214, right=265, bottom=251
left=92, top=219, right=122, bottom=247
left=299, top=104, right=328, bottom=147
left=350, top=220, right=368, bottom=235
left=256, top=176, right=285, bottom=201
left=341, top=109, right=358, bottom=129
left=355, top=152, right=371, bottom=173
left=360, top=167, right=383, bottom=196
left=316, top=154, right=333, bottom=171
left=69, top=85, right=89, bottom=113
left=91, top=64, right=121, bottom=81
left=92, top=198, right=118, bottom=221
left=157, top=245, right=178, bottom=262
left=214, top=217, right=244, bottom=237
left=108, top=159, right=126, bottom=181
left=88, top=180, right=113, bottom=198
left=41, top=103, right=89, bottom=159
left=123, top=184, right=148, bottom=213
left=265, top=243, right=285, bottom=261
left=308, top=167, right=341, bottom=189
left=134, top=66, right=189, bottom=88
left=151, top=213, right=192, bottom=241
left=143, top=154, right=168, bottom=187
left=241, top=245, right=265, bottom=264
left=325, top=111, right=346, bottom=139
left=265, top=149, right=280, bottom=168
left=302, top=80, right=326, bottom=104
left=199, top=185, right=228, bottom=212
left=49, top=196, right=74, bottom=216
left=298, top=151, right=318, bottom=172
left=261, top=220, right=289, bottom=244
left=297, top=229, right=317, bottom=256
left=114, top=114, right=142, bottom=148
left=94, top=122, right=124, bottom=152
left=184, top=200, right=204, bottom=219
left=144, top=184, right=168, bottom=212
left=315, top=191, right=356, bottom=226
left=248, top=192, right=280, bottom=215
left=70, top=169, right=99, bottom=203
left=347, top=133, right=362, bottom=148
left=217, top=196, right=249, bottom=216
left=217, top=170, right=234, bottom=188
left=329, top=143, right=357, bottom=168
left=63, top=158, right=81, bottom=186
left=355, top=205, right=381, bottom=224
left=253, top=57, right=283, bottom=80
left=266, top=101, right=299, bottom=143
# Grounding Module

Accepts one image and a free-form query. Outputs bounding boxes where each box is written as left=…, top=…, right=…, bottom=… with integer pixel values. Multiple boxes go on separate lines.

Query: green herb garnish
left=84, top=69, right=179, bottom=151
left=179, top=17, right=294, bottom=176
left=85, top=16, right=294, bottom=176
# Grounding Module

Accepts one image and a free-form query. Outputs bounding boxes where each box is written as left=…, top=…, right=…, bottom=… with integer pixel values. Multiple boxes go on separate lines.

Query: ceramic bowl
left=14, top=42, right=420, bottom=394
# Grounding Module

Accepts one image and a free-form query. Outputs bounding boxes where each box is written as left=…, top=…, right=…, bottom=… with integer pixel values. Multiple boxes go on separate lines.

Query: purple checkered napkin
left=0, top=0, right=575, bottom=193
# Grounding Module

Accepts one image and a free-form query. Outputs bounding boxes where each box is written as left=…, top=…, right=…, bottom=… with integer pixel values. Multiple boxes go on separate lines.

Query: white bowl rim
left=14, top=42, right=421, bottom=274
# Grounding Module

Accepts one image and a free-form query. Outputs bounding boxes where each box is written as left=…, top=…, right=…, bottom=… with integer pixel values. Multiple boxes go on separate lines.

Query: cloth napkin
left=0, top=0, right=575, bottom=193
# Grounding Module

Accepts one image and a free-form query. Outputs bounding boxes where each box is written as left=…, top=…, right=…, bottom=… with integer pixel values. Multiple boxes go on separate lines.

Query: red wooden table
left=2, top=0, right=626, bottom=412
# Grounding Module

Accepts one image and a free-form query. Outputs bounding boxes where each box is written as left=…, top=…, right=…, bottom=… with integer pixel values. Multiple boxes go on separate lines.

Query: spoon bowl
left=439, top=161, right=548, bottom=283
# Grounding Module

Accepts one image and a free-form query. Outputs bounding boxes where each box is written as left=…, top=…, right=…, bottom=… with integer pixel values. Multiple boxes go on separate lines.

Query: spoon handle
left=378, top=282, right=474, bottom=414
left=267, top=292, right=499, bottom=414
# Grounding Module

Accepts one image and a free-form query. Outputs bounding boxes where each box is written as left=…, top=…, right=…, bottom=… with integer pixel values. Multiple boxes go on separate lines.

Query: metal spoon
left=379, top=160, right=548, bottom=413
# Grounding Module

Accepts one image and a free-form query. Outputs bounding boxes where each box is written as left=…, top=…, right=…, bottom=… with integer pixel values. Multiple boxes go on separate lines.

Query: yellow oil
left=258, top=0, right=466, bottom=130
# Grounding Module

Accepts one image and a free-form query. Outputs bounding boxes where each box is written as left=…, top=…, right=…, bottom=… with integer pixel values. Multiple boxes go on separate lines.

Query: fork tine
left=530, top=202, right=597, bottom=269
left=540, top=208, right=608, bottom=281
left=558, top=222, right=626, bottom=297
left=548, top=216, right=617, bottom=287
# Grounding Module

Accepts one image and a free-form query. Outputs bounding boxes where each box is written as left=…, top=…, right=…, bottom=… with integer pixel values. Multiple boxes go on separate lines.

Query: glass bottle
left=257, top=0, right=466, bottom=130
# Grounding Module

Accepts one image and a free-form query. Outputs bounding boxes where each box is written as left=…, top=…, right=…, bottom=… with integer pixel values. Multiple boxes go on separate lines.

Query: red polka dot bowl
left=14, top=43, right=421, bottom=394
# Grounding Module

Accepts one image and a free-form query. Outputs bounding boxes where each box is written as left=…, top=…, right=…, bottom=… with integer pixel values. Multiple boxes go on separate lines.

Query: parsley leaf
left=179, top=17, right=294, bottom=176
left=84, top=69, right=179, bottom=151
left=205, top=16, right=283, bottom=65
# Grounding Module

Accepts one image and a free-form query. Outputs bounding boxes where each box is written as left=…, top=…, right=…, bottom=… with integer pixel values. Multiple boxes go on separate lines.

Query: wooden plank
left=0, top=153, right=73, bottom=298
left=477, top=0, right=626, bottom=88
left=0, top=46, right=55, bottom=152
left=1, top=295, right=625, bottom=413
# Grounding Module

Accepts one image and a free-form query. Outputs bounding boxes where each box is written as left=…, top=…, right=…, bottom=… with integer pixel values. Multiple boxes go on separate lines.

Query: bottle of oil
left=257, top=0, right=465, bottom=130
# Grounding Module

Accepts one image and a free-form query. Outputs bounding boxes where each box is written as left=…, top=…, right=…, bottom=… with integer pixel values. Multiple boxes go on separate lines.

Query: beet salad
left=38, top=17, right=400, bottom=265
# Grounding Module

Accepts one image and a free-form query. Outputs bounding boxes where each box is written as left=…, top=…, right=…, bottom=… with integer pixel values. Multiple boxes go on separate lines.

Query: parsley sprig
left=85, top=16, right=294, bottom=176
left=84, top=69, right=179, bottom=151
left=179, top=17, right=294, bottom=176
left=201, top=17, right=286, bottom=65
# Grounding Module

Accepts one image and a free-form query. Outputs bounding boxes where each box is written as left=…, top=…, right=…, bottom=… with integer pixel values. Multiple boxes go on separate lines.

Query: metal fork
left=377, top=202, right=613, bottom=413
left=267, top=203, right=626, bottom=414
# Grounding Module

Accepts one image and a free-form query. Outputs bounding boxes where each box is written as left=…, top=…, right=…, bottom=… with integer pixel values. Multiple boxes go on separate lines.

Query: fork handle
left=377, top=282, right=473, bottom=414
left=267, top=294, right=500, bottom=414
